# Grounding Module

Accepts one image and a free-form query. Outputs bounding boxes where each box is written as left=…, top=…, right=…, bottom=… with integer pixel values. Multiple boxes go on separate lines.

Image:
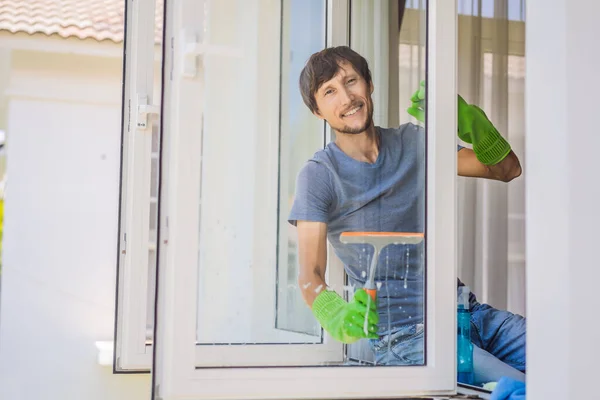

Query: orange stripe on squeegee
left=340, top=232, right=424, bottom=237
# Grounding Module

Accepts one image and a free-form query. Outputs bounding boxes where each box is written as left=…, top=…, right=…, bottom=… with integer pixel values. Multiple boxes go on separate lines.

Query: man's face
left=313, top=62, right=374, bottom=135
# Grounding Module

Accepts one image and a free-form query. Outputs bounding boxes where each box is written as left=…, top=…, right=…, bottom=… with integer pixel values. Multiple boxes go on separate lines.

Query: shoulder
left=296, top=151, right=335, bottom=188
left=379, top=123, right=424, bottom=148
left=381, top=122, right=423, bottom=139
left=299, top=149, right=331, bottom=175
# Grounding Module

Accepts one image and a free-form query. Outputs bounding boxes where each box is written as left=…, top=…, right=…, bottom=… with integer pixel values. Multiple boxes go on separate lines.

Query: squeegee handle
left=365, top=288, right=377, bottom=301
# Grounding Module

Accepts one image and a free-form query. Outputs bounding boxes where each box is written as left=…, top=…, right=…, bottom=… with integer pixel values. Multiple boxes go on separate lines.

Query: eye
left=324, top=89, right=334, bottom=96
left=347, top=78, right=356, bottom=85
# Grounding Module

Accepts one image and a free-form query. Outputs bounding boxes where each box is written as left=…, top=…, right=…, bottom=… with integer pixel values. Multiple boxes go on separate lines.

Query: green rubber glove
left=312, top=288, right=379, bottom=344
left=457, top=95, right=511, bottom=165
left=407, top=80, right=512, bottom=165
left=407, top=80, right=426, bottom=123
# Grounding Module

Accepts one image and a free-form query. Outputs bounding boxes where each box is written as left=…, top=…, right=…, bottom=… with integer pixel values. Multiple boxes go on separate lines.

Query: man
left=288, top=46, right=526, bottom=384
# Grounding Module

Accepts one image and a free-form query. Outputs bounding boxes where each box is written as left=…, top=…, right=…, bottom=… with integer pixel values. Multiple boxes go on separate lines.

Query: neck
left=334, top=123, right=379, bottom=164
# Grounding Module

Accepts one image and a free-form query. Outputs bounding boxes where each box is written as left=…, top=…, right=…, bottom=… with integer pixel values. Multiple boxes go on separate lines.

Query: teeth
left=344, top=106, right=361, bottom=116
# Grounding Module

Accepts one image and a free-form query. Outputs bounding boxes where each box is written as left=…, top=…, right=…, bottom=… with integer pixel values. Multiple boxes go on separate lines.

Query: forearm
left=296, top=221, right=329, bottom=308
left=298, top=270, right=327, bottom=308
left=458, top=148, right=522, bottom=182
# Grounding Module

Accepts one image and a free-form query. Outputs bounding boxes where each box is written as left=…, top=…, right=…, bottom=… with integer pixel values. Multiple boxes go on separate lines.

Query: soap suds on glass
left=403, top=245, right=410, bottom=289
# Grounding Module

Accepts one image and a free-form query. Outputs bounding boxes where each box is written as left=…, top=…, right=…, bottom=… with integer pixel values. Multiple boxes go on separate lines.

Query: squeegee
left=339, top=232, right=425, bottom=301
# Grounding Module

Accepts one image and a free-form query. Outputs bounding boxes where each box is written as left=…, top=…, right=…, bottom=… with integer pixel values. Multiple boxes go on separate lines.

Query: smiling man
left=288, top=46, right=526, bottom=385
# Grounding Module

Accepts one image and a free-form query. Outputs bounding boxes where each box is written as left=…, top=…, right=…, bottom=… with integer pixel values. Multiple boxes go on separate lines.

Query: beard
left=331, top=101, right=374, bottom=135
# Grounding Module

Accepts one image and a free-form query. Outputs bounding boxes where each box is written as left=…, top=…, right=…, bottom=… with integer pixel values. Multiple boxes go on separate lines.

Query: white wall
left=526, top=0, right=600, bottom=399
left=0, top=48, right=10, bottom=131
left=0, top=50, right=150, bottom=399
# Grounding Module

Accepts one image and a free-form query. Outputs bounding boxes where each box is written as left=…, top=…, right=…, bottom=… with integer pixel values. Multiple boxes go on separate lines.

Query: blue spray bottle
left=457, top=285, right=474, bottom=385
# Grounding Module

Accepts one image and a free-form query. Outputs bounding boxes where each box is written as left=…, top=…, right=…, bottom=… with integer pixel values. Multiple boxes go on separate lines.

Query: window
left=115, top=0, right=459, bottom=396
left=148, top=0, right=458, bottom=398
left=188, top=0, right=339, bottom=354
left=113, top=0, right=163, bottom=371
left=456, top=0, right=525, bottom=21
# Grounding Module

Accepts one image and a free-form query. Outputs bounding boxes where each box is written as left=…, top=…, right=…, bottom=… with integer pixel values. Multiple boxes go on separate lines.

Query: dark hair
left=299, top=46, right=372, bottom=114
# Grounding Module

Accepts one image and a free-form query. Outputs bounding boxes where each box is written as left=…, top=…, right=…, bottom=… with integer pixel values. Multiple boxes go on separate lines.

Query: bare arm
left=457, top=148, right=522, bottom=182
left=296, top=220, right=329, bottom=308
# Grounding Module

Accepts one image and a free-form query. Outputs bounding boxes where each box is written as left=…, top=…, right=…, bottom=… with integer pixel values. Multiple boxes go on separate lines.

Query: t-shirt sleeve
left=288, top=161, right=333, bottom=226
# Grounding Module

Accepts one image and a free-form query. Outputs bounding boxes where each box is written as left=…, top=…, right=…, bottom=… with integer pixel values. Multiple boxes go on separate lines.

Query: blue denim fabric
left=469, top=296, right=527, bottom=373
left=369, top=323, right=425, bottom=365
left=368, top=286, right=526, bottom=385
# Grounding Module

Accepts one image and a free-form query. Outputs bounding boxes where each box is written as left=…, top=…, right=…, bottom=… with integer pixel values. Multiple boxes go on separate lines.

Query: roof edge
left=0, top=31, right=162, bottom=60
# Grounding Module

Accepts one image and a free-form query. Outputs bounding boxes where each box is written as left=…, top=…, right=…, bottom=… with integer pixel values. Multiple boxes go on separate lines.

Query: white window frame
left=155, top=0, right=344, bottom=362
left=151, top=0, right=458, bottom=398
left=113, top=0, right=160, bottom=371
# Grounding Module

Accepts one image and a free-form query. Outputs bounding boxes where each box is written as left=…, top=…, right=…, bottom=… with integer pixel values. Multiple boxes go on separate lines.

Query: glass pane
left=196, top=0, right=324, bottom=345
left=194, top=0, right=429, bottom=367
left=275, top=0, right=326, bottom=337
left=342, top=0, right=428, bottom=365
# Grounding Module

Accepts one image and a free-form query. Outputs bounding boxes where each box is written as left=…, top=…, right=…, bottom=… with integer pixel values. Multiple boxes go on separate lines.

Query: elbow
left=502, top=162, right=522, bottom=182
left=497, top=151, right=522, bottom=183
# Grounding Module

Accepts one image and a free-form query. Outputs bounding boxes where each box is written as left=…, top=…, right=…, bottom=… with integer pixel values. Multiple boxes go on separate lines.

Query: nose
left=339, top=86, right=353, bottom=106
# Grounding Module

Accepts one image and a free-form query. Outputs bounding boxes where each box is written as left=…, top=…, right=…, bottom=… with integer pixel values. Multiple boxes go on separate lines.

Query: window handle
left=137, top=94, right=160, bottom=130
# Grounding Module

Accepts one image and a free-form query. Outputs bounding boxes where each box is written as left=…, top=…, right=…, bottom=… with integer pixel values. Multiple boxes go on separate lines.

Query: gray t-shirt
left=288, top=123, right=428, bottom=334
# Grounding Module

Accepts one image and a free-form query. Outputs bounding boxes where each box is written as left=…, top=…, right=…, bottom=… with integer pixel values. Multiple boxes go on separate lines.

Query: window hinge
left=137, top=94, right=160, bottom=130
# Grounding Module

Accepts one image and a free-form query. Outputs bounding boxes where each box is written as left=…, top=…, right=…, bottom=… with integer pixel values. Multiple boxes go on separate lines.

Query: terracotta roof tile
left=0, top=0, right=163, bottom=43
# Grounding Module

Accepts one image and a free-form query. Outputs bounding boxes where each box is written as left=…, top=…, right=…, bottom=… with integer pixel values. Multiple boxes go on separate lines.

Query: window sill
left=95, top=344, right=490, bottom=398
